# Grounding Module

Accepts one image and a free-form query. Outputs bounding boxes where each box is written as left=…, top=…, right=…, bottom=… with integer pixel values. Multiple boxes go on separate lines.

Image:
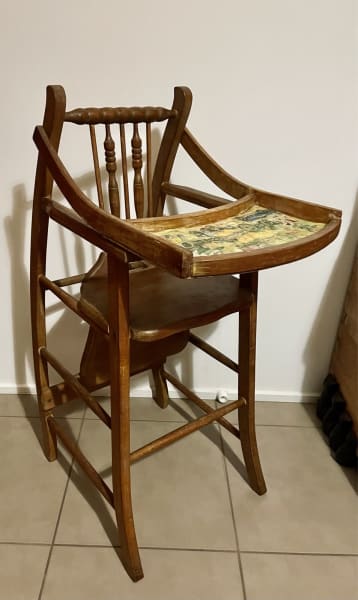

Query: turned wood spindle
left=104, top=124, right=120, bottom=217
left=131, top=123, right=144, bottom=218
left=89, top=125, right=105, bottom=210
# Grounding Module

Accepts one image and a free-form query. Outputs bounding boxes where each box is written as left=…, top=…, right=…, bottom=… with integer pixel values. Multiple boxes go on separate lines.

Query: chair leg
left=108, top=256, right=144, bottom=581
left=238, top=273, right=267, bottom=495
left=152, top=365, right=169, bottom=409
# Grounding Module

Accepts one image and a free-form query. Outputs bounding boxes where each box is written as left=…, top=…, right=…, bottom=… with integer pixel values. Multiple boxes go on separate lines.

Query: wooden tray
left=130, top=190, right=341, bottom=277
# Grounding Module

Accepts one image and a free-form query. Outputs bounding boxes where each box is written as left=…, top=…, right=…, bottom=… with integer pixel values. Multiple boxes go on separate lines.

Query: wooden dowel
left=130, top=396, right=244, bottom=464
left=52, top=273, right=86, bottom=287
left=48, top=417, right=114, bottom=507
left=146, top=123, right=153, bottom=217
left=164, top=370, right=241, bottom=439
left=89, top=124, right=105, bottom=209
left=40, top=347, right=111, bottom=428
left=189, top=333, right=239, bottom=373
left=120, top=124, right=131, bottom=219
left=39, top=274, right=109, bottom=335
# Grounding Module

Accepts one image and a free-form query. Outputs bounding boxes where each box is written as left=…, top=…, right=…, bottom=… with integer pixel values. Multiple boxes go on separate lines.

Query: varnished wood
left=39, top=274, right=109, bottom=335
left=164, top=370, right=241, bottom=439
left=131, top=123, right=144, bottom=217
left=80, top=261, right=250, bottom=341
left=151, top=365, right=169, bottom=409
left=40, top=346, right=111, bottom=428
left=146, top=123, right=153, bottom=217
left=65, top=105, right=177, bottom=125
left=31, top=84, right=341, bottom=582
left=104, top=124, right=120, bottom=216
left=130, top=396, right=245, bottom=464
left=238, top=272, right=266, bottom=495
left=31, top=85, right=67, bottom=460
left=120, top=124, right=131, bottom=219
left=189, top=333, right=239, bottom=373
left=161, top=182, right=230, bottom=209
left=181, top=127, right=249, bottom=200
left=89, top=124, right=105, bottom=209
left=107, top=255, right=143, bottom=581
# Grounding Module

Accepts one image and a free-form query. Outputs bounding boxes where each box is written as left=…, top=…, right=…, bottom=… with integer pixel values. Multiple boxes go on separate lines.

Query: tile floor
left=1, top=394, right=357, bottom=600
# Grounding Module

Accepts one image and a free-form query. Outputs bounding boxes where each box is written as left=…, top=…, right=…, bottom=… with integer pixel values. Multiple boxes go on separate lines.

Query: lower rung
left=130, top=395, right=245, bottom=464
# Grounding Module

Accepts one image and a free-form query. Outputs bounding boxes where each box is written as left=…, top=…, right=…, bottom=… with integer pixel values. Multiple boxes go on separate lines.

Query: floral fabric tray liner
left=150, top=205, right=325, bottom=257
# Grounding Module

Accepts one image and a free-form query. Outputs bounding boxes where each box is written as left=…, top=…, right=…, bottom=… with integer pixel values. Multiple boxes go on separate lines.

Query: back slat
left=146, top=123, right=153, bottom=217
left=104, top=124, right=120, bottom=217
left=89, top=125, right=105, bottom=210
left=132, top=124, right=144, bottom=218
left=120, top=124, right=131, bottom=219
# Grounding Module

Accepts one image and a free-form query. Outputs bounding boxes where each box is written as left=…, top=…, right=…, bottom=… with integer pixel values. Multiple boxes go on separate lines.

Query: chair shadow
left=302, top=193, right=358, bottom=493
left=5, top=185, right=92, bottom=435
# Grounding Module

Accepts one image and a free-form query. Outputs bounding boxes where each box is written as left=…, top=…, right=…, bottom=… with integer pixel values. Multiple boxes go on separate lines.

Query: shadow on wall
left=5, top=184, right=89, bottom=419
left=302, top=193, right=358, bottom=398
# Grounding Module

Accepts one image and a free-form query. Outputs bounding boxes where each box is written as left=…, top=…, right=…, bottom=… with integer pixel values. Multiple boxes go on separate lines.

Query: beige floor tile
left=42, top=546, right=244, bottom=600
left=224, top=426, right=358, bottom=554
left=56, top=419, right=236, bottom=550
left=0, top=544, right=50, bottom=600
left=0, top=417, right=81, bottom=543
left=242, top=553, right=358, bottom=600
left=225, top=400, right=320, bottom=427
left=0, top=393, right=85, bottom=418
left=0, top=394, right=39, bottom=417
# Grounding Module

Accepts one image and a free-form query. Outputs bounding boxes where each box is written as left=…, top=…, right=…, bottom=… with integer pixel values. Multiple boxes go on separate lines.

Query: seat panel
left=79, top=256, right=251, bottom=341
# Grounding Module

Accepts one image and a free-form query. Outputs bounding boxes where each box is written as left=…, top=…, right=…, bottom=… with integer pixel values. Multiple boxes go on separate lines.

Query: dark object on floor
left=316, top=374, right=339, bottom=420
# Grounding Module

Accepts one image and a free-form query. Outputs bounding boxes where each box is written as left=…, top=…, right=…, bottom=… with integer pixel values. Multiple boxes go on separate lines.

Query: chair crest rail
left=64, top=106, right=177, bottom=125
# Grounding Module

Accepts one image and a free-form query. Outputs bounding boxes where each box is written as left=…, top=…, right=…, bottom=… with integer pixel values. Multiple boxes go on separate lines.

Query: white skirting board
left=0, top=383, right=318, bottom=403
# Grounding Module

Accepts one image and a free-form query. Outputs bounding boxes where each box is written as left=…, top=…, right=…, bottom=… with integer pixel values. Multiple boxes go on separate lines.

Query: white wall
left=0, top=0, right=357, bottom=401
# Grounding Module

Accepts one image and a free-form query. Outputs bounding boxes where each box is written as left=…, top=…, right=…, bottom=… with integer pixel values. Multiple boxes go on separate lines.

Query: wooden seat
left=30, top=85, right=341, bottom=581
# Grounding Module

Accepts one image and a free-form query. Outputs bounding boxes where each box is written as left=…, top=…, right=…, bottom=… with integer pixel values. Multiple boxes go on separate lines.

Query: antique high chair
left=30, top=85, right=341, bottom=581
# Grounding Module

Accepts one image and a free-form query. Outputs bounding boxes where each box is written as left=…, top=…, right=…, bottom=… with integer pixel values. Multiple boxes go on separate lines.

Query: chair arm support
left=181, top=128, right=250, bottom=200
left=43, top=199, right=129, bottom=261
left=161, top=182, right=230, bottom=209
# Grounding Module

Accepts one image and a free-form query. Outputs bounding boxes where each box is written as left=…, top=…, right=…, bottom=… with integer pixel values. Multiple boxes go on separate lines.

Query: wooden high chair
left=30, top=85, right=341, bottom=580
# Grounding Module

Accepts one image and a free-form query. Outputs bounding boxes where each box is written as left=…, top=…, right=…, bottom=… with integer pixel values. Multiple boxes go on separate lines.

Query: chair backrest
left=35, top=85, right=193, bottom=221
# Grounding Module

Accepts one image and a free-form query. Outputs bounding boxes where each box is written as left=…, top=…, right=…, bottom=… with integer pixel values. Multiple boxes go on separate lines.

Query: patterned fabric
left=151, top=205, right=325, bottom=257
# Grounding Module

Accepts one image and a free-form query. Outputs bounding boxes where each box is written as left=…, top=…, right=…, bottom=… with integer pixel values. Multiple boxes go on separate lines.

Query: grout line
left=52, top=543, right=238, bottom=553
left=37, top=411, right=87, bottom=600
left=219, top=424, right=248, bottom=600
left=0, top=541, right=51, bottom=547
left=0, top=414, right=321, bottom=429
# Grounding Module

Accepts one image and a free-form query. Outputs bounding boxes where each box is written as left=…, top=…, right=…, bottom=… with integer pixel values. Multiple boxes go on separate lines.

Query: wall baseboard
left=0, top=384, right=318, bottom=404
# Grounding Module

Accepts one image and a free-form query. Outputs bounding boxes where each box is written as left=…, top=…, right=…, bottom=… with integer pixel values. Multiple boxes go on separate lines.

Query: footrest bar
left=130, top=394, right=244, bottom=464
left=164, top=370, right=241, bottom=439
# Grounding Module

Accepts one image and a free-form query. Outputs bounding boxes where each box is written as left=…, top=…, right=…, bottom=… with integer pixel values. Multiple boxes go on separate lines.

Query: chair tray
left=131, top=191, right=341, bottom=277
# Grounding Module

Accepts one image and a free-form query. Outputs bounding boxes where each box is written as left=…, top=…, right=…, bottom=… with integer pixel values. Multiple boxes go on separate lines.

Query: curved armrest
left=180, top=128, right=250, bottom=200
